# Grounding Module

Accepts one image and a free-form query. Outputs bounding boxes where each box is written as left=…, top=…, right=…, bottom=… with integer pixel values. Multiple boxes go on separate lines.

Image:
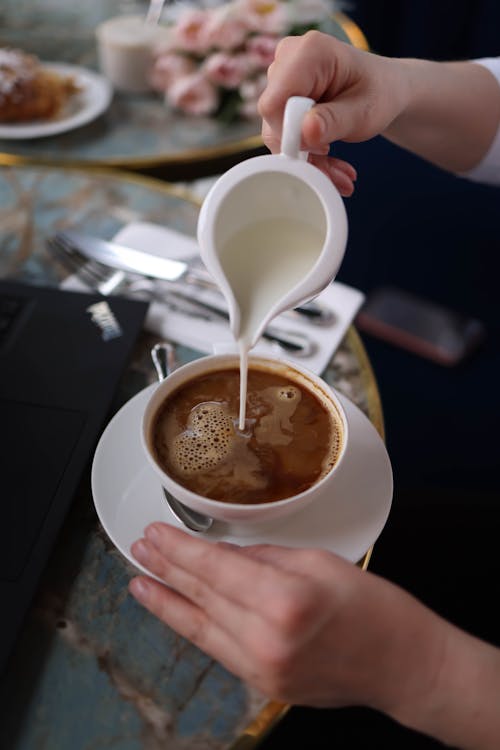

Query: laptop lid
left=0, top=280, right=148, bottom=673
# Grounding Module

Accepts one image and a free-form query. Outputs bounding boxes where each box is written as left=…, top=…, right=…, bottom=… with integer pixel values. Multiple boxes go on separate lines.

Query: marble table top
left=0, top=163, right=383, bottom=750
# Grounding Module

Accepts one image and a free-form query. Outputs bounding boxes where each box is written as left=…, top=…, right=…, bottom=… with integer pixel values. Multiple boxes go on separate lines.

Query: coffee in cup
left=142, top=354, right=347, bottom=525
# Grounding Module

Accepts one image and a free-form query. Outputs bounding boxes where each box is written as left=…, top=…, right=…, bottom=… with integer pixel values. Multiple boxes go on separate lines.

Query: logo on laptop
left=86, top=301, right=123, bottom=341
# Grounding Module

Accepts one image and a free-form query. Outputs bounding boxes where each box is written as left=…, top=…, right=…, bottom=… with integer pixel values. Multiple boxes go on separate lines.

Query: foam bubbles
left=171, top=402, right=235, bottom=475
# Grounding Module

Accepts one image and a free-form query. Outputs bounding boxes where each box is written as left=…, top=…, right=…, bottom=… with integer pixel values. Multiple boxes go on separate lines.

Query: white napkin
left=61, top=220, right=365, bottom=375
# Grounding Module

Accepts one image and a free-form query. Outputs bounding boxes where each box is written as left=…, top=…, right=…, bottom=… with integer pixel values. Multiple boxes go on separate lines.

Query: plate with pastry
left=0, top=49, right=112, bottom=139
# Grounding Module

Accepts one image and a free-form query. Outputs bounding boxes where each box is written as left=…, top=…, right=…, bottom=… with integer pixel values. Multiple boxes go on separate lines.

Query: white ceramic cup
left=197, top=96, right=348, bottom=349
left=141, top=352, right=348, bottom=527
left=95, top=15, right=167, bottom=93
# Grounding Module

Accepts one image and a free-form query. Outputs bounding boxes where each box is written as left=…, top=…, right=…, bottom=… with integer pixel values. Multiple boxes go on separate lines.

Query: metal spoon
left=161, top=488, right=213, bottom=534
left=152, top=343, right=214, bottom=533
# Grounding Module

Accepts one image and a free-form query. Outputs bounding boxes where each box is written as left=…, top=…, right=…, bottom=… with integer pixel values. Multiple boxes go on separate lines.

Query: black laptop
left=0, top=279, right=148, bottom=673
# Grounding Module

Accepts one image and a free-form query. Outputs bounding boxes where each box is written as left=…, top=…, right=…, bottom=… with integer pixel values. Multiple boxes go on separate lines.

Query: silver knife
left=55, top=230, right=213, bottom=286
left=53, top=230, right=335, bottom=325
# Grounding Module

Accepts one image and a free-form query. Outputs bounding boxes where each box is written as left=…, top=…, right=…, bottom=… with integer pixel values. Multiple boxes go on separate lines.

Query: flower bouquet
left=150, top=0, right=340, bottom=120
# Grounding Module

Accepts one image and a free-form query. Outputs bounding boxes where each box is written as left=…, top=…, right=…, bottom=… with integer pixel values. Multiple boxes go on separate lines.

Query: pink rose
left=149, top=52, right=196, bottom=92
left=166, top=73, right=219, bottom=116
left=239, top=72, right=268, bottom=102
left=171, top=9, right=211, bottom=54
left=205, top=7, right=250, bottom=50
left=235, top=0, right=289, bottom=35
left=203, top=52, right=253, bottom=89
left=245, top=35, right=279, bottom=68
left=239, top=73, right=267, bottom=119
left=238, top=98, right=260, bottom=119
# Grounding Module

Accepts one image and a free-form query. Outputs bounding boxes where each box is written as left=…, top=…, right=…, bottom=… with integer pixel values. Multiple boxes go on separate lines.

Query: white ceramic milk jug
left=196, top=96, right=348, bottom=353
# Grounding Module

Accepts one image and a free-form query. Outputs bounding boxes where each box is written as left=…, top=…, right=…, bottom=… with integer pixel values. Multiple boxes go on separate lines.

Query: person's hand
left=129, top=523, right=446, bottom=714
left=258, top=31, right=412, bottom=194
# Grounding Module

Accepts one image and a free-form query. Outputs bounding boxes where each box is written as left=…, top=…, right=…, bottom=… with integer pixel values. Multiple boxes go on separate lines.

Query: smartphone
left=355, top=286, right=486, bottom=366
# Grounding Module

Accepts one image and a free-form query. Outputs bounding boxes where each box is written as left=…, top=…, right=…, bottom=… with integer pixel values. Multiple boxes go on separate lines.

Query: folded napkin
left=61, top=220, right=365, bottom=375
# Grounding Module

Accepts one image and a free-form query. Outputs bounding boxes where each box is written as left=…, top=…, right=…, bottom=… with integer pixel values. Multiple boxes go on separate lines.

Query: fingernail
left=217, top=541, right=241, bottom=550
left=131, top=539, right=150, bottom=563
left=145, top=524, right=160, bottom=543
left=129, top=577, right=150, bottom=602
left=308, top=110, right=325, bottom=139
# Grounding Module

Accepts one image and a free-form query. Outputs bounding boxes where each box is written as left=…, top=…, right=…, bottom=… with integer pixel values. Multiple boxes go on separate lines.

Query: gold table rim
left=0, top=13, right=368, bottom=172
left=2, top=161, right=383, bottom=750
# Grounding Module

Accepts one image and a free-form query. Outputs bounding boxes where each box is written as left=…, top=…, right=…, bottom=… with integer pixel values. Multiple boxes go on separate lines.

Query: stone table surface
left=0, top=163, right=383, bottom=750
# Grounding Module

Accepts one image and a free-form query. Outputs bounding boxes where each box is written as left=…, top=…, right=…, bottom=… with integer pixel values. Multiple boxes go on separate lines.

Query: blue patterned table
left=0, top=163, right=382, bottom=750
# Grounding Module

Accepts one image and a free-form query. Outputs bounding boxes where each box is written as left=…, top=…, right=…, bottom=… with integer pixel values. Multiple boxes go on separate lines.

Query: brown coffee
left=150, top=364, right=344, bottom=505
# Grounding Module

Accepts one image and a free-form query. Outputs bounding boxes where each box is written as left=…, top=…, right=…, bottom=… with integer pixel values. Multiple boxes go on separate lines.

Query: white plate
left=0, top=63, right=113, bottom=139
left=91, top=385, right=393, bottom=572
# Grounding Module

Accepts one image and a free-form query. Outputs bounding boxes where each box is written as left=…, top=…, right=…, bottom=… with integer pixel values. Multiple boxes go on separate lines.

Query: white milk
left=218, top=217, right=324, bottom=428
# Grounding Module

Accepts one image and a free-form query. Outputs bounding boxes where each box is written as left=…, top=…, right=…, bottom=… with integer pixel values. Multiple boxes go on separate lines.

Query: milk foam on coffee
left=172, top=402, right=234, bottom=473
left=169, top=401, right=267, bottom=492
left=151, top=366, right=344, bottom=504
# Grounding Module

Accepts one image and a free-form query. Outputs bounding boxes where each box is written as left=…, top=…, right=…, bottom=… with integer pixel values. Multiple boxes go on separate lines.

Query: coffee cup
left=197, top=96, right=348, bottom=351
left=141, top=352, right=348, bottom=527
left=95, top=15, right=167, bottom=93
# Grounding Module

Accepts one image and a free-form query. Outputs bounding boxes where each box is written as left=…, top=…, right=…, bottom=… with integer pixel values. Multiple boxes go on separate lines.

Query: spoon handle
left=152, top=341, right=177, bottom=381
left=162, top=489, right=213, bottom=533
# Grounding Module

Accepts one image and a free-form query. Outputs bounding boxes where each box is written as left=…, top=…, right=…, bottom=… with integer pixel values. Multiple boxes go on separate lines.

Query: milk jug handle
left=280, top=96, right=315, bottom=161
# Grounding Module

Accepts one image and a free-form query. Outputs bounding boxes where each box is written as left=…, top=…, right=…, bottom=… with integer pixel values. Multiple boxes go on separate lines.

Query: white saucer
left=91, top=384, right=393, bottom=572
left=0, top=63, right=112, bottom=140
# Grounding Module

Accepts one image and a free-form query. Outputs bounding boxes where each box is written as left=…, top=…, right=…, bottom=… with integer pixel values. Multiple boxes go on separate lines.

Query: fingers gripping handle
left=280, top=96, right=315, bottom=161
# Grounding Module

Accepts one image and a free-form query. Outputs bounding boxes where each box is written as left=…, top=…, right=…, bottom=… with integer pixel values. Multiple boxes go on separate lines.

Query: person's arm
left=385, top=57, right=500, bottom=173
left=129, top=523, right=500, bottom=750
left=457, top=57, right=500, bottom=184
left=258, top=32, right=500, bottom=189
left=399, top=618, right=500, bottom=750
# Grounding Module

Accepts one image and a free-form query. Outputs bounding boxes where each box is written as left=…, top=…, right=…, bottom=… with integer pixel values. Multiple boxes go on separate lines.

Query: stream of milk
left=217, top=217, right=324, bottom=429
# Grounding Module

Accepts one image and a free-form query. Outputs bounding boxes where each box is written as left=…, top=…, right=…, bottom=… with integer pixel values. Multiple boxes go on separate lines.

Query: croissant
left=0, top=48, right=80, bottom=123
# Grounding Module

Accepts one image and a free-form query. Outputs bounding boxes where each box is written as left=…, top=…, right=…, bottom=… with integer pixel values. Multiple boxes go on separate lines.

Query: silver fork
left=47, top=236, right=218, bottom=320
left=48, top=236, right=128, bottom=295
left=46, top=236, right=317, bottom=357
